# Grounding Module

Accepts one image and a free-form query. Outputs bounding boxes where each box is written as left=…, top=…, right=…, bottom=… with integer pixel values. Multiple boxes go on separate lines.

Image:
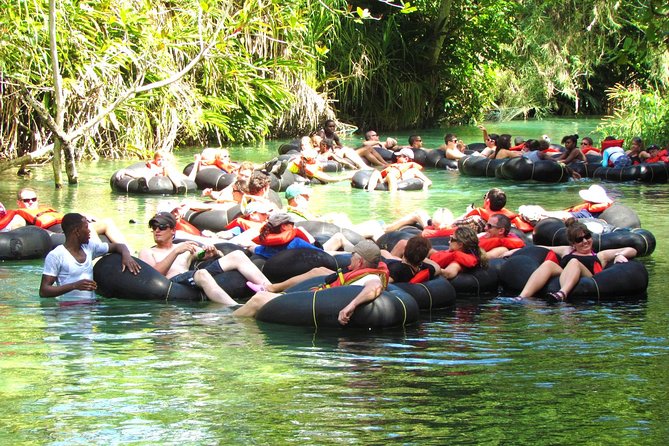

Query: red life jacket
left=317, top=262, right=390, bottom=290
left=252, top=227, right=314, bottom=246
left=422, top=226, right=456, bottom=238
left=582, top=147, right=601, bottom=155
left=430, top=250, right=479, bottom=269
left=0, top=210, right=18, bottom=230
left=478, top=234, right=526, bottom=251
left=176, top=219, right=201, bottom=236
left=225, top=217, right=265, bottom=232
left=408, top=267, right=432, bottom=284
left=601, top=139, right=625, bottom=151
left=16, top=207, right=63, bottom=229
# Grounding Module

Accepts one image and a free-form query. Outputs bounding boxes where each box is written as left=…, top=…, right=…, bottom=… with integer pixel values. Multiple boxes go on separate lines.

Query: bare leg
left=217, top=250, right=269, bottom=285
left=557, top=259, right=593, bottom=297
left=356, top=147, right=387, bottom=167
left=365, top=170, right=382, bottom=191
left=383, top=210, right=429, bottom=232
left=266, top=266, right=335, bottom=293
left=194, top=269, right=237, bottom=305
left=322, top=232, right=355, bottom=252
left=386, top=173, right=399, bottom=192
left=232, top=291, right=279, bottom=317
left=91, top=219, right=128, bottom=246
left=519, top=260, right=563, bottom=297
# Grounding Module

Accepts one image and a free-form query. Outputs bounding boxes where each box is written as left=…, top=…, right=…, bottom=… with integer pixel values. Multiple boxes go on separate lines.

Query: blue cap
left=285, top=183, right=311, bottom=201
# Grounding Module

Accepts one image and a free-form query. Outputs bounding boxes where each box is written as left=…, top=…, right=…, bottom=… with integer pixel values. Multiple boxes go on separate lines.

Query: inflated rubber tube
left=375, top=147, right=395, bottom=162
left=498, top=249, right=648, bottom=300
left=496, top=157, right=569, bottom=182
left=278, top=142, right=300, bottom=155
left=545, top=261, right=648, bottom=301
left=599, top=205, right=641, bottom=229
left=449, top=267, right=499, bottom=297
left=186, top=206, right=241, bottom=232
left=255, top=285, right=419, bottom=328
left=0, top=226, right=53, bottom=260
left=569, top=161, right=602, bottom=178
left=411, top=148, right=428, bottom=166
left=467, top=142, right=486, bottom=152
left=458, top=155, right=507, bottom=177
left=296, top=221, right=364, bottom=245
left=269, top=170, right=296, bottom=192
left=212, top=270, right=255, bottom=301
left=193, top=168, right=235, bottom=190
left=425, top=149, right=458, bottom=170
left=350, top=170, right=425, bottom=191
left=320, top=160, right=344, bottom=173
left=94, top=253, right=204, bottom=301
left=532, top=217, right=654, bottom=256
left=392, top=278, right=456, bottom=310
left=261, top=248, right=339, bottom=283
left=638, top=163, right=669, bottom=184
left=376, top=231, right=415, bottom=252
left=110, top=162, right=197, bottom=195
left=592, top=165, right=644, bottom=182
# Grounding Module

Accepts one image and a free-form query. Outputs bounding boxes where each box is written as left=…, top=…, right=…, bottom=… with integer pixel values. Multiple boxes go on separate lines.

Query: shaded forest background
left=1, top=0, right=667, bottom=184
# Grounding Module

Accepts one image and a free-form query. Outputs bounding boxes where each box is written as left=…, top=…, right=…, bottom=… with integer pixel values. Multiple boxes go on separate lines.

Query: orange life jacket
left=316, top=262, right=390, bottom=290
left=176, top=219, right=201, bottom=236
left=225, top=217, right=265, bottom=232
left=422, top=226, right=456, bottom=238
left=252, top=227, right=314, bottom=246
left=565, top=202, right=612, bottom=214
left=15, top=207, right=63, bottom=229
left=466, top=206, right=534, bottom=232
left=478, top=234, right=526, bottom=251
left=430, top=250, right=479, bottom=269
left=0, top=210, right=18, bottom=230
left=202, top=159, right=238, bottom=173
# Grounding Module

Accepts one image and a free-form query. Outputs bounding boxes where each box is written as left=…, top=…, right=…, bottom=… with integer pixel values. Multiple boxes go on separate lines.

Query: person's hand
left=478, top=125, right=486, bottom=131
left=338, top=304, right=355, bottom=325
left=73, top=279, right=97, bottom=291
left=176, top=241, right=199, bottom=255
left=121, top=254, right=141, bottom=275
left=613, top=253, right=629, bottom=264
left=465, top=203, right=475, bottom=213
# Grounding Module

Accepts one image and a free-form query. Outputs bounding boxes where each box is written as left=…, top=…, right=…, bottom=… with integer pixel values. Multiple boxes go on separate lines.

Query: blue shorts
left=170, top=259, right=223, bottom=287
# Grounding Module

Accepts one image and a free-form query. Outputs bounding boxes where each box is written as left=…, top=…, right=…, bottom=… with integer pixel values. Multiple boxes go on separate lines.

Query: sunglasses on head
left=574, top=233, right=592, bottom=243
left=22, top=197, right=38, bottom=203
left=150, top=223, right=170, bottom=231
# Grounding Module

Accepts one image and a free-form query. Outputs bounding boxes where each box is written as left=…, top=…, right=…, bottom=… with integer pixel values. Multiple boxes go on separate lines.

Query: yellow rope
left=391, top=293, right=409, bottom=326
left=311, top=289, right=319, bottom=328
left=417, top=283, right=432, bottom=310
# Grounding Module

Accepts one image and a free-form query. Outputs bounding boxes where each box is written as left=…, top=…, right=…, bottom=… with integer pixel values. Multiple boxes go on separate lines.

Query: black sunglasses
left=22, top=197, right=38, bottom=203
left=450, top=238, right=461, bottom=243
left=485, top=223, right=501, bottom=229
left=574, top=233, right=592, bottom=243
left=150, top=223, right=170, bottom=231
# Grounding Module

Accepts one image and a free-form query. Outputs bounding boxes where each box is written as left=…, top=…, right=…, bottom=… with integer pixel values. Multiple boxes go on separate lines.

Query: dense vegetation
left=0, top=0, right=667, bottom=185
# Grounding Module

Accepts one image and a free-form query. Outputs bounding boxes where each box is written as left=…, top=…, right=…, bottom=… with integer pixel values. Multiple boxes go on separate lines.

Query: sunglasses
left=580, top=142, right=590, bottom=146
left=21, top=197, right=38, bottom=203
left=150, top=224, right=171, bottom=231
left=451, top=139, right=458, bottom=143
left=574, top=233, right=592, bottom=243
left=485, top=223, right=501, bottom=229
left=450, top=238, right=461, bottom=244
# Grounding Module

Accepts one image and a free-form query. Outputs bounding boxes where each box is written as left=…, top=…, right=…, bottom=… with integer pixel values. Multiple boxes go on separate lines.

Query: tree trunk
left=50, top=0, right=66, bottom=188
left=429, top=0, right=453, bottom=67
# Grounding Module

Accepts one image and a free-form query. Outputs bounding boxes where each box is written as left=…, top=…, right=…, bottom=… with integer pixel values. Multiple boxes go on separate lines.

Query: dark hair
left=565, top=218, right=591, bottom=244
left=444, top=133, right=457, bottom=144
left=61, top=213, right=86, bottom=236
left=485, top=188, right=507, bottom=211
left=453, top=226, right=488, bottom=269
left=647, top=144, right=660, bottom=152
left=604, top=135, right=616, bottom=141
left=527, top=139, right=541, bottom=151
left=498, top=134, right=512, bottom=150
left=488, top=133, right=499, bottom=144
left=247, top=171, right=270, bottom=195
left=539, top=139, right=551, bottom=151
left=364, top=130, right=377, bottom=141
left=561, top=134, right=579, bottom=145
left=320, top=138, right=335, bottom=151
left=631, top=136, right=643, bottom=147
left=490, top=213, right=511, bottom=236
left=582, top=137, right=593, bottom=146
left=404, top=236, right=432, bottom=266
left=408, top=135, right=422, bottom=145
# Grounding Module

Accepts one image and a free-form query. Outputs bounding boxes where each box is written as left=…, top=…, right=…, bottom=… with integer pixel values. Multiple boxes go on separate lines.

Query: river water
left=1, top=119, right=668, bottom=444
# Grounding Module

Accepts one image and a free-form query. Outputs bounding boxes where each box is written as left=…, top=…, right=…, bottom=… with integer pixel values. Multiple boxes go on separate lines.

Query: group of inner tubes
left=82, top=201, right=655, bottom=330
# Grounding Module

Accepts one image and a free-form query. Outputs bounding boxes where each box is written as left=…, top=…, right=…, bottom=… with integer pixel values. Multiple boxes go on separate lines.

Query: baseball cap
left=285, top=183, right=311, bottom=201
left=397, top=148, right=414, bottom=159
left=352, top=240, right=381, bottom=265
left=148, top=212, right=177, bottom=228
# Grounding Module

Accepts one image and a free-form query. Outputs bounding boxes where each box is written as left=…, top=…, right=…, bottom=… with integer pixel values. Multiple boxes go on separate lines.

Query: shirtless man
left=138, top=212, right=270, bottom=305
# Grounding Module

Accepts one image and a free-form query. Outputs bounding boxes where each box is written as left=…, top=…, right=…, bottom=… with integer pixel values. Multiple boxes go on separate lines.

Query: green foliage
left=596, top=84, right=669, bottom=147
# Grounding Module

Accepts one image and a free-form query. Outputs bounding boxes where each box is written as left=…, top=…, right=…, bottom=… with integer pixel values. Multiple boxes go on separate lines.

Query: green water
left=1, top=119, right=668, bottom=444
